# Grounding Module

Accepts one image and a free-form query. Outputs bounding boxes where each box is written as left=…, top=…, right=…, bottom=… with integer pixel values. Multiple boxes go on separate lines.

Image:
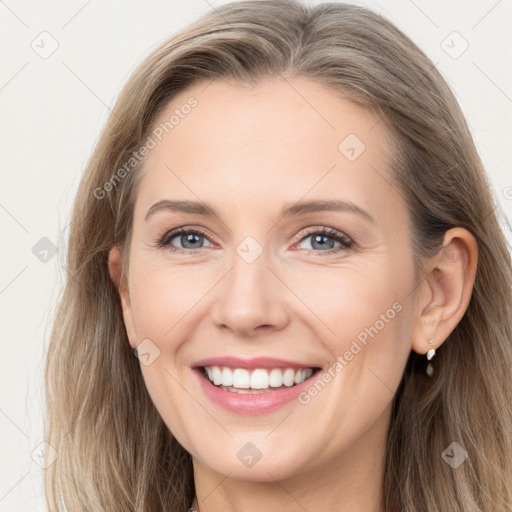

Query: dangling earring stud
left=426, top=339, right=436, bottom=377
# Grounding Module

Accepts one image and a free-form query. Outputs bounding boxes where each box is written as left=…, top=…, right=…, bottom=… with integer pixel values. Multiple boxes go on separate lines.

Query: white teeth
left=211, top=366, right=222, bottom=386
left=221, top=367, right=233, bottom=386
left=269, top=368, right=283, bottom=387
left=282, top=368, right=295, bottom=387
left=250, top=369, right=269, bottom=389
left=232, top=368, right=250, bottom=389
left=203, top=366, right=314, bottom=390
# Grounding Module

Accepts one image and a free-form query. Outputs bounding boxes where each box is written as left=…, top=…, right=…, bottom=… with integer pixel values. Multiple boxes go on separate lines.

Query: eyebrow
left=144, top=199, right=375, bottom=224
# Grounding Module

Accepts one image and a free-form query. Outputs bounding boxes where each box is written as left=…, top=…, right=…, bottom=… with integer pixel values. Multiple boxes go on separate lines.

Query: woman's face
left=115, top=77, right=423, bottom=481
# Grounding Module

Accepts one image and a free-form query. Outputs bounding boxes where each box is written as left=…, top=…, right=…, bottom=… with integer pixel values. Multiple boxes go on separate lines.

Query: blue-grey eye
left=297, top=230, right=352, bottom=251
left=177, top=232, right=204, bottom=249
left=159, top=229, right=214, bottom=250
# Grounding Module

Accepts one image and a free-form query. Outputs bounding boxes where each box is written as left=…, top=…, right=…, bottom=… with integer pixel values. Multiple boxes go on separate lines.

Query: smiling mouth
left=200, top=366, right=321, bottom=394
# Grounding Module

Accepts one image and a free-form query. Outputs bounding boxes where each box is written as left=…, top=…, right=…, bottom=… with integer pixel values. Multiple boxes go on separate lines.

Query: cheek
left=128, top=259, right=217, bottom=344
left=126, top=260, right=204, bottom=444
left=286, top=259, right=414, bottom=414
left=286, top=262, right=410, bottom=352
left=288, top=266, right=412, bottom=442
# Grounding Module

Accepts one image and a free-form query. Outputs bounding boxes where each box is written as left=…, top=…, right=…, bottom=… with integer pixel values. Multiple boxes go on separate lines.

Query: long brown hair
left=44, top=1, right=512, bottom=510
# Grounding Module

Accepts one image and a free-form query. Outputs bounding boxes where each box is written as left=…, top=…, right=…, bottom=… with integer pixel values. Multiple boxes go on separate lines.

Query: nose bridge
left=210, top=241, right=289, bottom=336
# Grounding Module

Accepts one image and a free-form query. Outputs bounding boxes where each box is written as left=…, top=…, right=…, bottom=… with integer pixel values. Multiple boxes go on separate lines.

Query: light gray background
left=1, top=0, right=511, bottom=510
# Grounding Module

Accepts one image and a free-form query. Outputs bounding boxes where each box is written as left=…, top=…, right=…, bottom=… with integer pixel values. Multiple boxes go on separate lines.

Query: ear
left=108, top=244, right=137, bottom=349
left=411, top=227, right=478, bottom=355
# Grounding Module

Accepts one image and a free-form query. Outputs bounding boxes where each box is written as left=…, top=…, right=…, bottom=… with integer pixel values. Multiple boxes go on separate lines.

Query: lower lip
left=193, top=368, right=318, bottom=415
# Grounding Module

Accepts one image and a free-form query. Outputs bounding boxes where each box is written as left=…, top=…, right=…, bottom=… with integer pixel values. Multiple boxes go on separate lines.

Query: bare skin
left=109, top=77, right=478, bottom=512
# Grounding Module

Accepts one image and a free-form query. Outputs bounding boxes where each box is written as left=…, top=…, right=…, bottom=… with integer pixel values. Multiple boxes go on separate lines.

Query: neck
left=190, top=406, right=390, bottom=512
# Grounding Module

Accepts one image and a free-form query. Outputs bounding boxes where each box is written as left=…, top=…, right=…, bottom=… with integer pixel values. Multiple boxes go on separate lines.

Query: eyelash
left=155, top=226, right=354, bottom=255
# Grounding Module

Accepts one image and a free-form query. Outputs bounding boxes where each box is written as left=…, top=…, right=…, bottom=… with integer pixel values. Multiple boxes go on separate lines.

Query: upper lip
left=193, top=356, right=320, bottom=370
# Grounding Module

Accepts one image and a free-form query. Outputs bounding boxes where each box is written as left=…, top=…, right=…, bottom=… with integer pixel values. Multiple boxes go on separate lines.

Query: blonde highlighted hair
left=45, top=1, right=512, bottom=510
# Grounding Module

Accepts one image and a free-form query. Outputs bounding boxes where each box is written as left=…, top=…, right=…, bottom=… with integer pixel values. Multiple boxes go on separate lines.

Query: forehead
left=134, top=77, right=400, bottom=221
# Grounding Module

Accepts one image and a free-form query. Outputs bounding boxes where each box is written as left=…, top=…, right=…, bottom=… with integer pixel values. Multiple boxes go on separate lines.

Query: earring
left=426, top=339, right=436, bottom=378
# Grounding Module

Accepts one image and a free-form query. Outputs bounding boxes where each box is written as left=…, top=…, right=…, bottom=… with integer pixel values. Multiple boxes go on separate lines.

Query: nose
left=210, top=249, right=290, bottom=339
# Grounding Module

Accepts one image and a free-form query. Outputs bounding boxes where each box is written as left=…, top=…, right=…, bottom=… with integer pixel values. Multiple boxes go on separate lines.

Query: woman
left=44, top=1, right=512, bottom=511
